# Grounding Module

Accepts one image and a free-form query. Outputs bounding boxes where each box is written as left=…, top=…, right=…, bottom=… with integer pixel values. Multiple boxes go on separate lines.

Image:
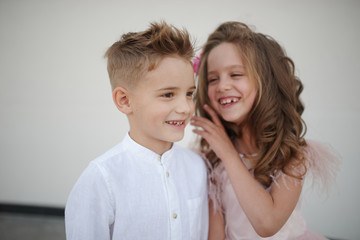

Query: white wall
left=0, top=0, right=359, bottom=239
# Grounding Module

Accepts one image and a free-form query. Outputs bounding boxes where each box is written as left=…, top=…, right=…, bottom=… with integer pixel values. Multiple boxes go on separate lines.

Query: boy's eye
left=162, top=92, right=174, bottom=98
left=187, top=91, right=195, bottom=98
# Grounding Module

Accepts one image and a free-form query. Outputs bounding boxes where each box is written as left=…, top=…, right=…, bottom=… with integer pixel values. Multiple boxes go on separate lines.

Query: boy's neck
left=128, top=132, right=173, bottom=156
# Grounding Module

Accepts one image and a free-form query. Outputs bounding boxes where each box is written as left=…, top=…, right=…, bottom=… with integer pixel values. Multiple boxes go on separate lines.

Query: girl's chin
left=221, top=115, right=243, bottom=125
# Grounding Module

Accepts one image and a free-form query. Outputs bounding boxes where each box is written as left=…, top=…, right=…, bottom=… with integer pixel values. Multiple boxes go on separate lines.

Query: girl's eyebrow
left=208, top=65, right=245, bottom=74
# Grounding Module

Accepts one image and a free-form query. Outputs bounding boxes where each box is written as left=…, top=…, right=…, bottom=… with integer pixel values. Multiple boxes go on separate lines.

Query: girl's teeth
left=220, top=98, right=238, bottom=105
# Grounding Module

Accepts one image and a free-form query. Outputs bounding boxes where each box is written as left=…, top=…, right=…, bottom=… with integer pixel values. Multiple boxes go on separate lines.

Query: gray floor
left=0, top=213, right=65, bottom=240
left=0, top=212, right=348, bottom=240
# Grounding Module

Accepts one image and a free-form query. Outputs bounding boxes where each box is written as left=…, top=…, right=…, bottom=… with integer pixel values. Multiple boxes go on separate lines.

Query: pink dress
left=208, top=140, right=340, bottom=240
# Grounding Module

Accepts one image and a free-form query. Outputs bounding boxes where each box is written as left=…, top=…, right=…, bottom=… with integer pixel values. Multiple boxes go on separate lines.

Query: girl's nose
left=217, top=77, right=231, bottom=92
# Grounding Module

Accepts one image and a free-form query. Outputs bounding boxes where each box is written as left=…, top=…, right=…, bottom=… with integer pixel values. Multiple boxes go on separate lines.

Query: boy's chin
left=166, top=133, right=185, bottom=143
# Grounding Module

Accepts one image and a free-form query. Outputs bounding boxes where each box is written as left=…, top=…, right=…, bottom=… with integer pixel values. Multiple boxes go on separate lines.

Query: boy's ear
left=112, top=86, right=132, bottom=114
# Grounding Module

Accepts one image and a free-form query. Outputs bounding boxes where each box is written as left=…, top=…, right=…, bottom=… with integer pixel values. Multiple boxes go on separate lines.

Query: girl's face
left=207, top=42, right=257, bottom=125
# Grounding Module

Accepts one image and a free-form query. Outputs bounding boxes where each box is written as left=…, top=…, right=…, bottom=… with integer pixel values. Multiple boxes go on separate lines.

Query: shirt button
left=173, top=213, right=177, bottom=219
left=166, top=172, right=169, bottom=177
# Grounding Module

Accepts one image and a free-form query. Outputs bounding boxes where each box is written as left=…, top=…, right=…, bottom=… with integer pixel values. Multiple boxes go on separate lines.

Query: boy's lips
left=165, top=120, right=185, bottom=126
left=218, top=96, right=240, bottom=105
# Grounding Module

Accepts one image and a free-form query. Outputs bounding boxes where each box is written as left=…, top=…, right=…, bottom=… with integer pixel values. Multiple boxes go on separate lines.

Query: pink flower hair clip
left=192, top=52, right=203, bottom=74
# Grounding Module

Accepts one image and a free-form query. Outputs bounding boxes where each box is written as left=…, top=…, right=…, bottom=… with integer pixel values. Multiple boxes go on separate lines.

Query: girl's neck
left=235, top=126, right=257, bottom=155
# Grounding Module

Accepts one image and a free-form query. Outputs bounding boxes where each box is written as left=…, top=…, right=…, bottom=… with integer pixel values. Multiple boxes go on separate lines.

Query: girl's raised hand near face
left=191, top=104, right=238, bottom=161
left=192, top=106, right=303, bottom=238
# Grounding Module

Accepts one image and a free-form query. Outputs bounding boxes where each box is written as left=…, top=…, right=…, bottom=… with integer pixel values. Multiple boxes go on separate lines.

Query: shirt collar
left=122, top=132, right=175, bottom=164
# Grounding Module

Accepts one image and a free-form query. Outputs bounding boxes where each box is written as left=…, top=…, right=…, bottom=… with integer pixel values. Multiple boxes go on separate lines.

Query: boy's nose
left=175, top=97, right=194, bottom=114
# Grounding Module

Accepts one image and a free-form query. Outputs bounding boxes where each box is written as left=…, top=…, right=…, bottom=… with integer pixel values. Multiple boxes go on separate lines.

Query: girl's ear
left=112, top=86, right=132, bottom=114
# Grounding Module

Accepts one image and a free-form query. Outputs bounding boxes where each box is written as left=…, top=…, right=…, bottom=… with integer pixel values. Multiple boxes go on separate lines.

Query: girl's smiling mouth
left=219, top=97, right=240, bottom=105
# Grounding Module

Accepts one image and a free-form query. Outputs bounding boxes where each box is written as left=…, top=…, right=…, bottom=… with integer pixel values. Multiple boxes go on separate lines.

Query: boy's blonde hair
left=105, top=21, right=194, bottom=90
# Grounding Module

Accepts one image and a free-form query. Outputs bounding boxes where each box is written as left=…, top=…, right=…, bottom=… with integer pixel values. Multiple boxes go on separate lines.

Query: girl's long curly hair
left=195, top=21, right=307, bottom=188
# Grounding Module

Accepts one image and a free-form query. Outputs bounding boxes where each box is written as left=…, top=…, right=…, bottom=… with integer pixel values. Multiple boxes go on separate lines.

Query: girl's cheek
left=207, top=86, right=215, bottom=99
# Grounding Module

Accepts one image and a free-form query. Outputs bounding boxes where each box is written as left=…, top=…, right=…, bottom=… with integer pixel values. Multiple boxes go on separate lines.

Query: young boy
left=65, top=21, right=209, bottom=240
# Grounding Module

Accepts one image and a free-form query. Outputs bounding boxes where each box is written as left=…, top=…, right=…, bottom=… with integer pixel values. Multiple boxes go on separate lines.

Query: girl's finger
left=191, top=118, right=217, bottom=134
left=192, top=128, right=209, bottom=139
left=203, top=104, right=223, bottom=127
left=192, top=128, right=219, bottom=147
left=191, top=116, right=214, bottom=126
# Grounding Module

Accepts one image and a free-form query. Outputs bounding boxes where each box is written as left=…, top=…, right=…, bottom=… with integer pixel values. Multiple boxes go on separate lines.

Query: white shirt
left=65, top=133, right=209, bottom=240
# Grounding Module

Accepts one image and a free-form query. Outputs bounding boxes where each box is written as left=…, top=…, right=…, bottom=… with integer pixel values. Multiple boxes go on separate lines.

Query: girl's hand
left=191, top=104, right=237, bottom=161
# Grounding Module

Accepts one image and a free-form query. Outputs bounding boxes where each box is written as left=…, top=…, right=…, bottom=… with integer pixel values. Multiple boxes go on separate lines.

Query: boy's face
left=127, top=56, right=195, bottom=154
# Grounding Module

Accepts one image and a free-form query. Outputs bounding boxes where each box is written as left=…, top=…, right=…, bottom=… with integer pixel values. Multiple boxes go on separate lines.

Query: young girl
left=191, top=21, right=339, bottom=239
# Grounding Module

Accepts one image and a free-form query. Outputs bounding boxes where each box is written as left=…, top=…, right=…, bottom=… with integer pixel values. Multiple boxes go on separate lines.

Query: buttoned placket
left=158, top=154, right=182, bottom=240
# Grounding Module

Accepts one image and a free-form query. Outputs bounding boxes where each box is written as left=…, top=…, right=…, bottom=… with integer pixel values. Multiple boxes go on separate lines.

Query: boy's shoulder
left=173, top=144, right=202, bottom=158
left=172, top=144, right=206, bottom=168
left=91, top=140, right=129, bottom=166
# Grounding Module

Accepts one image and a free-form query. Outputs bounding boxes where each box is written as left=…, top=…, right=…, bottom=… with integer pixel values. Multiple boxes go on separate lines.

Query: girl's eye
left=162, top=92, right=174, bottom=98
left=231, top=73, right=244, bottom=78
left=208, top=78, right=218, bottom=83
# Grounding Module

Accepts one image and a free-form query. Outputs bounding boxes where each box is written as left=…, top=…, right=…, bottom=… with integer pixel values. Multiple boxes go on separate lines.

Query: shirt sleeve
left=65, top=162, right=115, bottom=240
left=195, top=154, right=210, bottom=240
left=200, top=178, right=210, bottom=240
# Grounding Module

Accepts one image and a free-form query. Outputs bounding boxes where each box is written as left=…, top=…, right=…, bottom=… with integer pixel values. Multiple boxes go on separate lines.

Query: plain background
left=0, top=0, right=359, bottom=239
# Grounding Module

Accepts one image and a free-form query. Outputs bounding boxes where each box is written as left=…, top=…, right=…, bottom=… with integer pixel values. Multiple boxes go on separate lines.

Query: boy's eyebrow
left=156, top=86, right=196, bottom=91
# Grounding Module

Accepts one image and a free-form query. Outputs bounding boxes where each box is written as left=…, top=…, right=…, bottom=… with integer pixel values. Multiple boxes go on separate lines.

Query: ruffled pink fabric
left=303, top=140, right=341, bottom=197
left=207, top=161, right=225, bottom=213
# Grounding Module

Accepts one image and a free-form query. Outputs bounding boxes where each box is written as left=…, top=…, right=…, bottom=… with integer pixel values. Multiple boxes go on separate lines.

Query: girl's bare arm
left=191, top=105, right=302, bottom=237
left=208, top=200, right=226, bottom=240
